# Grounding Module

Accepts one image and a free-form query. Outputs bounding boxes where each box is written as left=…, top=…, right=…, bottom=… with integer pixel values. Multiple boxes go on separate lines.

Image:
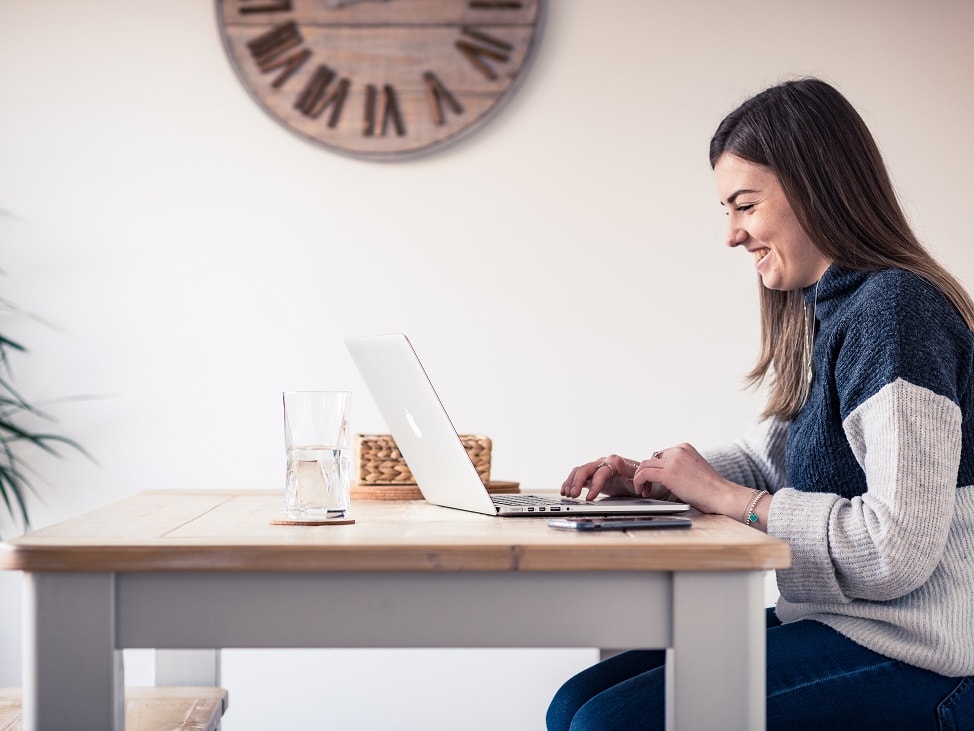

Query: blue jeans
left=546, top=608, right=974, bottom=730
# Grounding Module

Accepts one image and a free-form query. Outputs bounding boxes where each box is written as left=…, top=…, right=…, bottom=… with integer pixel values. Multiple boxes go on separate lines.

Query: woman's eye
left=736, top=204, right=755, bottom=212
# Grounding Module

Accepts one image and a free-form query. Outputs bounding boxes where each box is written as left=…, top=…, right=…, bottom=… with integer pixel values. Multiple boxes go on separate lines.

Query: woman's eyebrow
left=725, top=189, right=760, bottom=205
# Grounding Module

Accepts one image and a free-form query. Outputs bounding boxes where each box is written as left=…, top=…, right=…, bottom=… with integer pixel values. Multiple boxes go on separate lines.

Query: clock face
left=217, top=0, right=545, bottom=160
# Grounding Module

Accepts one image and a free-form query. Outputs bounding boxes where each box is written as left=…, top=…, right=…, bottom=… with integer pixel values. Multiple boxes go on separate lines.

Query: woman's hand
left=561, top=454, right=669, bottom=501
left=633, top=443, right=752, bottom=517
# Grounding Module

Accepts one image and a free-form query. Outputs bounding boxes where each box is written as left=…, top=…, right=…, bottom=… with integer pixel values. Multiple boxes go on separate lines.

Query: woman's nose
left=725, top=220, right=748, bottom=248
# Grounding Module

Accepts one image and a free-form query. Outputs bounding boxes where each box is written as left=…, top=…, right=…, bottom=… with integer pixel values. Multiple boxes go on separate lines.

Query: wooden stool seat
left=0, top=686, right=228, bottom=731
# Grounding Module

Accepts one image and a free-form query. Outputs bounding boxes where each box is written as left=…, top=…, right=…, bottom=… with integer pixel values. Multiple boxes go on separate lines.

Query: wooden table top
left=0, top=490, right=790, bottom=573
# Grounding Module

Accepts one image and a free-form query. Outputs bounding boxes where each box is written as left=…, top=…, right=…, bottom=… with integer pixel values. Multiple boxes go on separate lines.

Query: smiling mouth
left=753, top=248, right=770, bottom=264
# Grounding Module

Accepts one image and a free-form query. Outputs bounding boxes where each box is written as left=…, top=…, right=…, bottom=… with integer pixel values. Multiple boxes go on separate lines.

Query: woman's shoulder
left=855, top=267, right=943, bottom=304
left=832, top=267, right=973, bottom=408
left=843, top=268, right=965, bottom=335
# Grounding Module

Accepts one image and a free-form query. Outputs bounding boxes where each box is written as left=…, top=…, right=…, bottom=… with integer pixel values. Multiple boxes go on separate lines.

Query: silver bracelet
left=742, top=490, right=768, bottom=527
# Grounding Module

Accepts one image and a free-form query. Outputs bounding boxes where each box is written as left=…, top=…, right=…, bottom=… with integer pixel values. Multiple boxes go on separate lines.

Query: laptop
left=345, top=334, right=690, bottom=517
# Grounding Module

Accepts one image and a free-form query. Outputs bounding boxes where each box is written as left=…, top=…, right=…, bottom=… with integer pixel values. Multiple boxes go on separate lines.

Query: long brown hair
left=710, top=78, right=974, bottom=421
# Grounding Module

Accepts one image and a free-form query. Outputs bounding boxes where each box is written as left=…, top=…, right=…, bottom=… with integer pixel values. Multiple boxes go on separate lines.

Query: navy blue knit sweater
left=704, top=264, right=974, bottom=676
left=788, top=265, right=974, bottom=498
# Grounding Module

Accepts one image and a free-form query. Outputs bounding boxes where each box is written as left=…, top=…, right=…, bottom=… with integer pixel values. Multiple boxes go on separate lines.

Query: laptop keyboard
left=492, top=494, right=579, bottom=506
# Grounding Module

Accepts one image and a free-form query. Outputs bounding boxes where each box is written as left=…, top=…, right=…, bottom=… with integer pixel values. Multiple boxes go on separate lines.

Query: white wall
left=1, top=0, right=971, bottom=728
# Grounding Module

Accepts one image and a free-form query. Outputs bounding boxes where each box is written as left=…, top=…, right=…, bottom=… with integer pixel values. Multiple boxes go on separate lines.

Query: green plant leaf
left=0, top=321, right=89, bottom=536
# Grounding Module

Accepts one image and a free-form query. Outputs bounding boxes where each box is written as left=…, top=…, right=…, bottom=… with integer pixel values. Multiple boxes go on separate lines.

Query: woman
left=547, top=78, right=974, bottom=730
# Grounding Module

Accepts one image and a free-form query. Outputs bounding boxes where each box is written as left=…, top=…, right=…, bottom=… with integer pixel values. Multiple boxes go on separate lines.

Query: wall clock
left=216, top=0, right=545, bottom=160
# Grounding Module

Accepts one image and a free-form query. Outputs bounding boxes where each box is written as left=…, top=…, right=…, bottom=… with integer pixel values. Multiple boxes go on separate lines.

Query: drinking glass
left=283, top=390, right=351, bottom=519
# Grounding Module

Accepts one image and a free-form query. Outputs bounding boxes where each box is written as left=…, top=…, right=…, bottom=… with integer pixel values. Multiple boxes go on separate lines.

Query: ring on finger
left=597, top=461, right=618, bottom=477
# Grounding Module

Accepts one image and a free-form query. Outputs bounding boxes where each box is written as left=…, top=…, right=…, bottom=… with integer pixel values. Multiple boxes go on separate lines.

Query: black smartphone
left=547, top=515, right=692, bottom=531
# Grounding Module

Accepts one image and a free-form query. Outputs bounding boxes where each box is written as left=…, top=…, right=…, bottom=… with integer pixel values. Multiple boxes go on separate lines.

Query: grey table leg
left=668, top=571, right=766, bottom=731
left=22, top=572, right=123, bottom=731
left=155, top=649, right=221, bottom=686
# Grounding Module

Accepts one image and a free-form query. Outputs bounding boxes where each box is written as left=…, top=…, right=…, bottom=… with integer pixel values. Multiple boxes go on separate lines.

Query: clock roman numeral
left=247, top=21, right=311, bottom=87
left=455, top=26, right=514, bottom=81
left=264, top=48, right=312, bottom=88
left=237, top=0, right=293, bottom=13
left=363, top=85, right=405, bottom=137
left=247, top=21, right=301, bottom=64
left=423, top=72, right=464, bottom=126
left=295, top=65, right=350, bottom=127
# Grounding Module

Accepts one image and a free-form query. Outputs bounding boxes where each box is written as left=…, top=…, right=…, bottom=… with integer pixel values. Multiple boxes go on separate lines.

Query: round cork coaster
left=270, top=517, right=356, bottom=526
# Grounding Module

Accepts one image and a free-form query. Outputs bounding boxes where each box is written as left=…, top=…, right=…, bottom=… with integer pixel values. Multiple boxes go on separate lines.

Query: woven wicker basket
left=356, top=433, right=491, bottom=485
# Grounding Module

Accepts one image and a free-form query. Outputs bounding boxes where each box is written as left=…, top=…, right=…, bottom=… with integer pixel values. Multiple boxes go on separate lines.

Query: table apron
left=114, top=570, right=674, bottom=650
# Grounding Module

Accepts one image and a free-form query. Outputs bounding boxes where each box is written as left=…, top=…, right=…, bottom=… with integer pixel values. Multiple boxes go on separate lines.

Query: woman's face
left=714, top=154, right=832, bottom=291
